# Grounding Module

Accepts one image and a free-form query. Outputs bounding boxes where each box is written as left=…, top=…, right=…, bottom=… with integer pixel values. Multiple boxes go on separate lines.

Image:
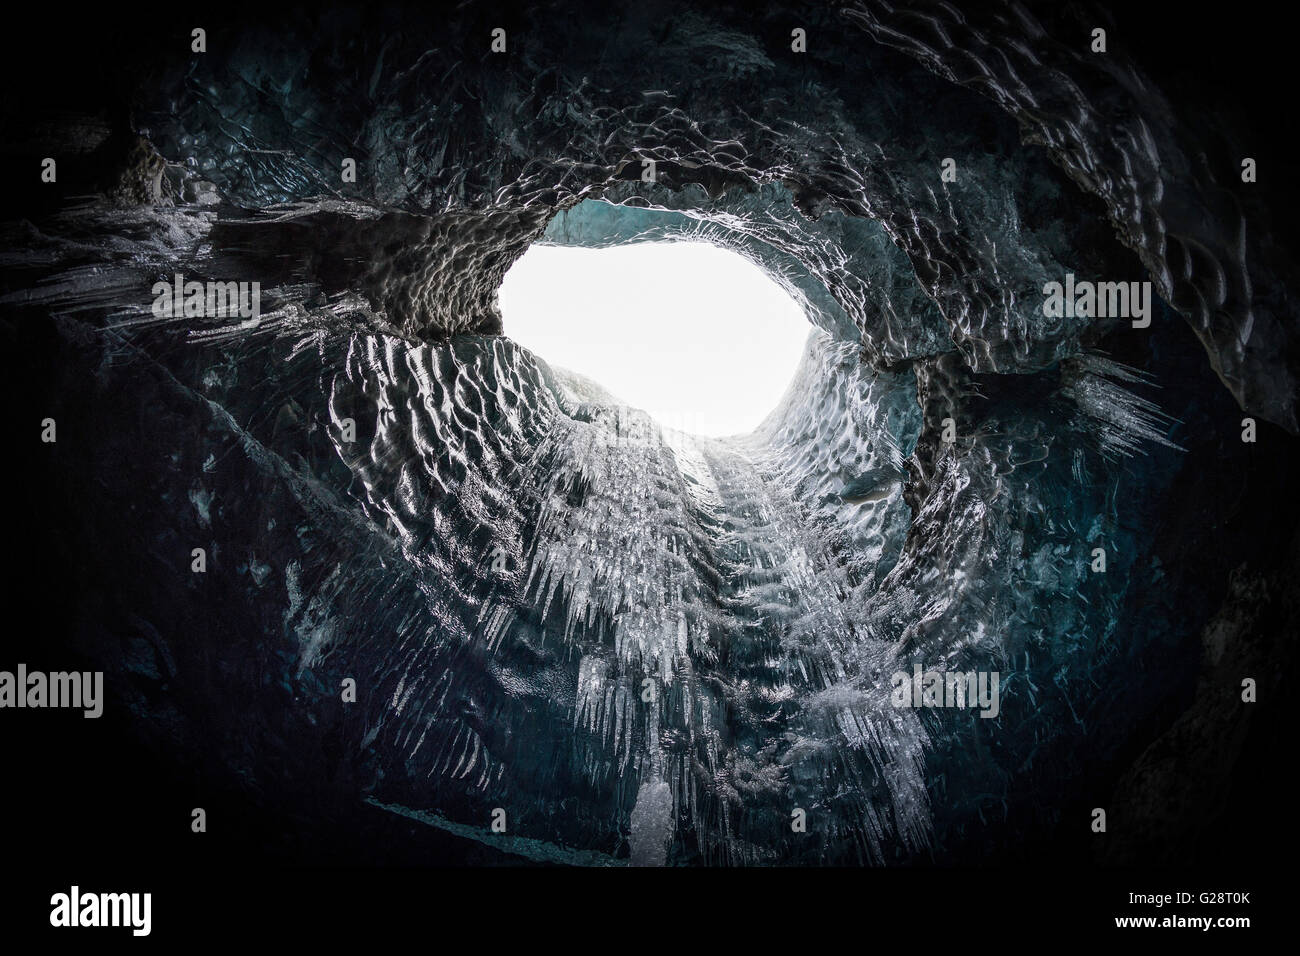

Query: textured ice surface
left=9, top=279, right=1200, bottom=862
left=8, top=1, right=1282, bottom=426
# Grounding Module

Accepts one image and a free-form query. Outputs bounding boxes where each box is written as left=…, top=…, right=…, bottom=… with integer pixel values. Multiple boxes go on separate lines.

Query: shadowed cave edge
left=2, top=0, right=1296, bottom=870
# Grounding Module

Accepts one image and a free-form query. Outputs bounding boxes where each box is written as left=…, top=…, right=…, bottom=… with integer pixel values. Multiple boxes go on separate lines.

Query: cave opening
left=498, top=238, right=811, bottom=438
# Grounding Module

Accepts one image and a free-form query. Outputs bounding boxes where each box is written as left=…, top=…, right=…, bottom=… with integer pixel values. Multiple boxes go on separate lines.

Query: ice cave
left=2, top=0, right=1295, bottom=876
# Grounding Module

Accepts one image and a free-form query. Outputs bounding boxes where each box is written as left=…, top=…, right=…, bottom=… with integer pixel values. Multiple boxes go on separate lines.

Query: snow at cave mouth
left=498, top=241, right=811, bottom=438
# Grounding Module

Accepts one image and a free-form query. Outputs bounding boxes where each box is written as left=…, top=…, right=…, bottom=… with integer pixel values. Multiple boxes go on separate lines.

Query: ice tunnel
left=2, top=0, right=1296, bottom=878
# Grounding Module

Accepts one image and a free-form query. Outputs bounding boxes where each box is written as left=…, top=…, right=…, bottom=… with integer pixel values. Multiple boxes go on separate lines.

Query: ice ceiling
left=3, top=0, right=1296, bottom=866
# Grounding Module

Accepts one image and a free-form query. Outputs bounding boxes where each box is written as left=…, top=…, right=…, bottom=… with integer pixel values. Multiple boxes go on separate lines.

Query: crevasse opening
left=498, top=241, right=811, bottom=437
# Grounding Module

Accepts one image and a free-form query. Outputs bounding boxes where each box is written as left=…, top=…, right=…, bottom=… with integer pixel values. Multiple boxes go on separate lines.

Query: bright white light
left=498, top=241, right=810, bottom=438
